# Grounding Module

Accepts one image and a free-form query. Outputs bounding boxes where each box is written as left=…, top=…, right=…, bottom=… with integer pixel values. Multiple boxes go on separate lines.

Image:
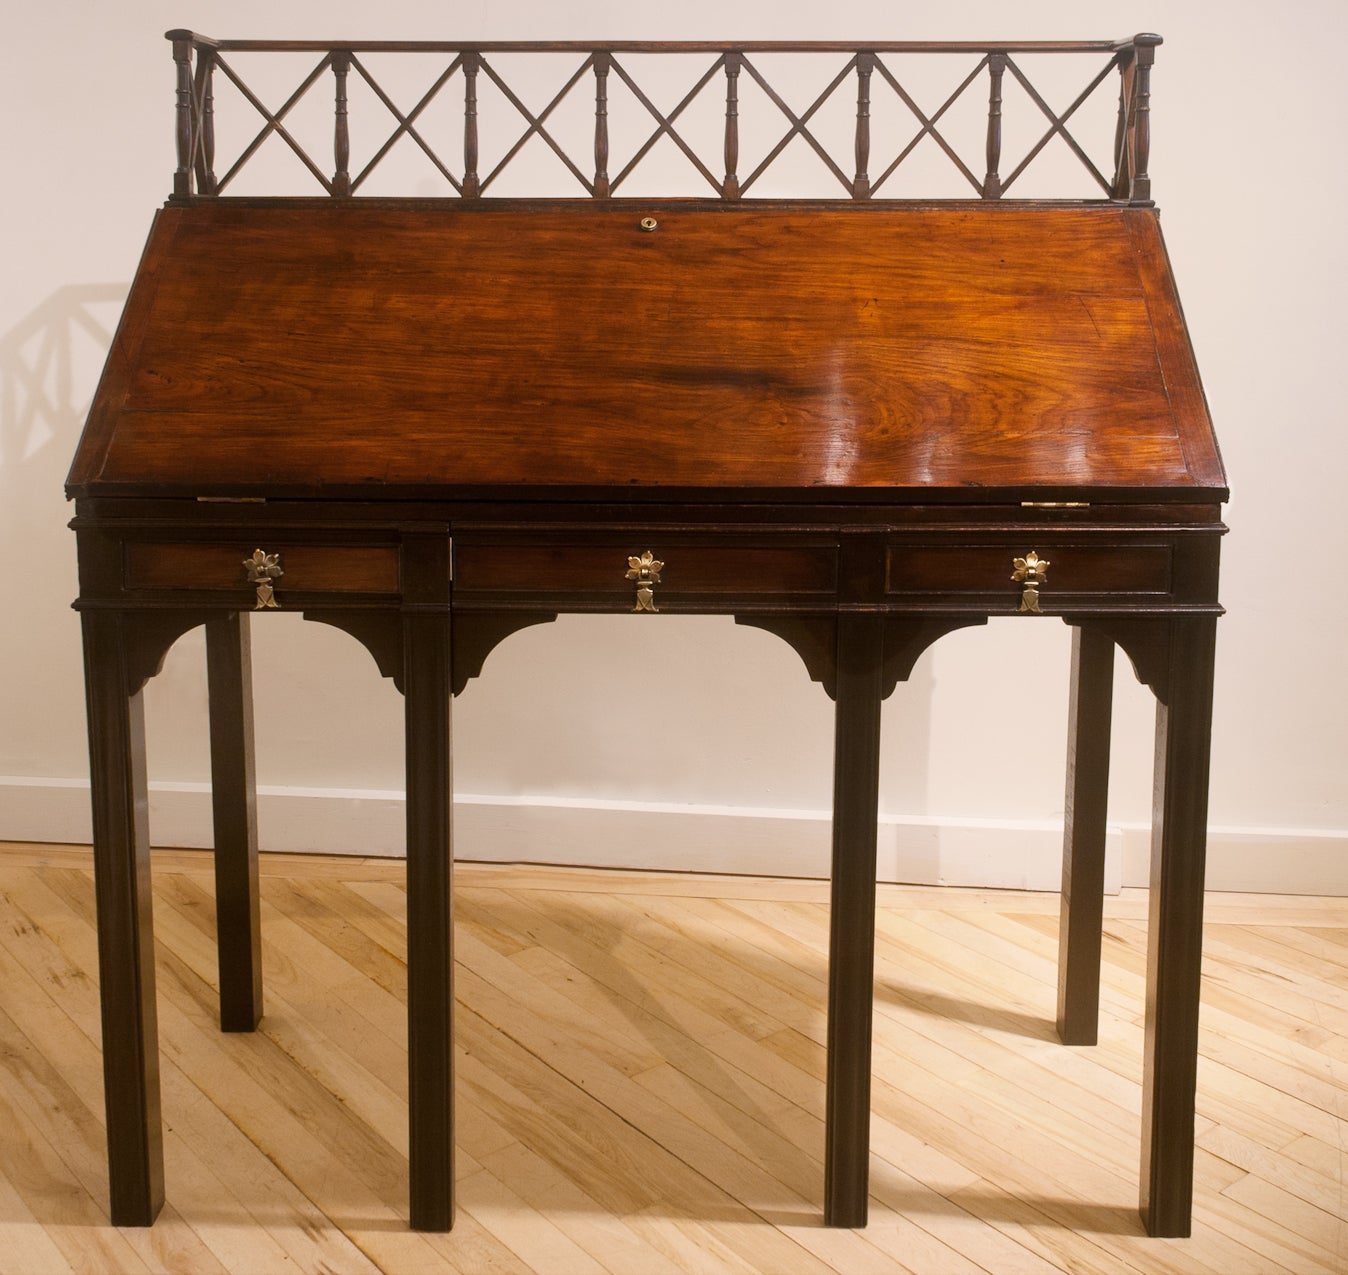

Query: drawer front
left=125, top=543, right=400, bottom=594
left=454, top=543, right=837, bottom=599
left=886, top=544, right=1173, bottom=599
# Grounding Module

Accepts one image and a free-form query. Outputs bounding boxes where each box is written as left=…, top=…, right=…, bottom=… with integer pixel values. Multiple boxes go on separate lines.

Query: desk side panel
left=1123, top=208, right=1226, bottom=493
left=66, top=208, right=186, bottom=495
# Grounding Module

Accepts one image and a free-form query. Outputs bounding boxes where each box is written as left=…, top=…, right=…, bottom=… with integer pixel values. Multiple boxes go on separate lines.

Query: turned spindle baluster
left=723, top=52, right=741, bottom=200
left=193, top=49, right=217, bottom=195
left=332, top=51, right=351, bottom=197
left=593, top=52, right=611, bottom=198
left=462, top=52, right=480, bottom=197
left=983, top=51, right=1006, bottom=199
left=1112, top=49, right=1136, bottom=199
left=170, top=32, right=194, bottom=198
left=853, top=52, right=873, bottom=200
left=1130, top=34, right=1160, bottom=202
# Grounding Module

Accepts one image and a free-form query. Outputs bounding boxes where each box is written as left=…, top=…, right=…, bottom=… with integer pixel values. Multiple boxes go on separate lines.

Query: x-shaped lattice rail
left=608, top=56, right=727, bottom=196
left=869, top=56, right=988, bottom=196
left=1000, top=53, right=1122, bottom=196
left=212, top=53, right=335, bottom=194
left=478, top=56, right=597, bottom=194
left=738, top=56, right=857, bottom=196
left=171, top=36, right=1157, bottom=203
left=348, top=54, right=465, bottom=193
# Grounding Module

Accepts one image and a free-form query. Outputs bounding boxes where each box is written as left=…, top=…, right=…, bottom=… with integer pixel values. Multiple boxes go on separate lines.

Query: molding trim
left=2, top=776, right=1344, bottom=896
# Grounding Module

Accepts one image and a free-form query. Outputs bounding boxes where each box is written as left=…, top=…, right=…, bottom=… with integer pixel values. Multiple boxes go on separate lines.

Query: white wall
left=2, top=0, right=1345, bottom=893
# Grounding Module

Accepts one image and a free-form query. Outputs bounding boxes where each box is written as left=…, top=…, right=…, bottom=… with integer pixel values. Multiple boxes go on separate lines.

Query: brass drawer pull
left=625, top=550, right=664, bottom=612
left=1011, top=551, right=1049, bottom=613
left=244, top=549, right=284, bottom=609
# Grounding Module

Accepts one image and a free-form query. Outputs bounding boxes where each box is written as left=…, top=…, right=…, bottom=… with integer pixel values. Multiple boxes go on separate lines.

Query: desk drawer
left=886, top=544, right=1172, bottom=600
left=125, top=543, right=399, bottom=594
left=454, top=543, right=837, bottom=603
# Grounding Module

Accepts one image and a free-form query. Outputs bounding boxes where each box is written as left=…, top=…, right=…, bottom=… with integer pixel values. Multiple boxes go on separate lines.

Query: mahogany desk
left=68, top=34, right=1224, bottom=1240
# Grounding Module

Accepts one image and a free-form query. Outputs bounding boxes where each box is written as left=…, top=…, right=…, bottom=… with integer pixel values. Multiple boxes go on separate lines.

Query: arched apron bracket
left=450, top=612, right=559, bottom=696
left=734, top=615, right=839, bottom=698
left=302, top=610, right=407, bottom=693
left=114, top=609, right=217, bottom=697
left=734, top=613, right=992, bottom=702
left=1067, top=616, right=1176, bottom=705
left=880, top=616, right=990, bottom=700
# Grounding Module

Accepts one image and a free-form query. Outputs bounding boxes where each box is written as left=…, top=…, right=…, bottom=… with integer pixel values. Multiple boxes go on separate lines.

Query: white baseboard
left=3, top=776, right=1345, bottom=895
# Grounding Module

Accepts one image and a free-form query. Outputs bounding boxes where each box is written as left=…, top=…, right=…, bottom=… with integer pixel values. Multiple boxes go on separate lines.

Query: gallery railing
left=167, top=32, right=1161, bottom=202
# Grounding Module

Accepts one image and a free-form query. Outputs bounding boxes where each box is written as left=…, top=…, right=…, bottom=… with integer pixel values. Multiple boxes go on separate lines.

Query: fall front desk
left=67, top=33, right=1223, bottom=1239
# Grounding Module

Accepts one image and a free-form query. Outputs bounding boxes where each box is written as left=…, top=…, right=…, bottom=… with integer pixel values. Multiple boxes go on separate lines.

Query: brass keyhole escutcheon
left=244, top=548, right=284, bottom=609
left=625, top=550, right=664, bottom=612
left=639, top=216, right=658, bottom=232
left=1011, top=551, right=1049, bottom=614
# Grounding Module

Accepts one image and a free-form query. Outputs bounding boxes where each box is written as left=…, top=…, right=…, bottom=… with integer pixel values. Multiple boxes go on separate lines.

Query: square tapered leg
left=403, top=594, right=455, bottom=1231
left=824, top=613, right=884, bottom=1227
left=206, top=612, right=263, bottom=1032
left=82, top=611, right=165, bottom=1226
left=1140, top=616, right=1217, bottom=1237
left=1058, top=625, right=1115, bottom=1045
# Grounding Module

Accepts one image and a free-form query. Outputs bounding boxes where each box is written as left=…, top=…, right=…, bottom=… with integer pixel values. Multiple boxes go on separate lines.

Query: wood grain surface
left=67, top=203, right=1225, bottom=502
left=0, top=844, right=1340, bottom=1274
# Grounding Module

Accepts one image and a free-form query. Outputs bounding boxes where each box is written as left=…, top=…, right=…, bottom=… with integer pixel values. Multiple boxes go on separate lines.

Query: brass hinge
left=1021, top=501, right=1089, bottom=509
left=197, top=495, right=266, bottom=503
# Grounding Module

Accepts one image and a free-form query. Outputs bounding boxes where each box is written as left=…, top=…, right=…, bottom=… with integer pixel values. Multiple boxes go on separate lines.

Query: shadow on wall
left=0, top=283, right=129, bottom=516
left=0, top=284, right=130, bottom=617
left=0, top=285, right=129, bottom=776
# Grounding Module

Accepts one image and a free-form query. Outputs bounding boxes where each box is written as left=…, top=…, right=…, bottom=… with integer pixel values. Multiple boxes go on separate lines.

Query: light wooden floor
left=0, top=843, right=1344, bottom=1274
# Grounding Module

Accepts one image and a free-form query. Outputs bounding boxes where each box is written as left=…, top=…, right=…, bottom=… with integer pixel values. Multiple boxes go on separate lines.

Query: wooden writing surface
left=68, top=202, right=1223, bottom=504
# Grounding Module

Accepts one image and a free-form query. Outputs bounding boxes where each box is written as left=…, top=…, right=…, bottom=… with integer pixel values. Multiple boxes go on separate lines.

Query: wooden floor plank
left=476, top=1139, right=691, bottom=1275
left=456, top=1165, right=612, bottom=1275
left=1279, top=1131, right=1348, bottom=1182
left=1198, top=1124, right=1347, bottom=1218
left=1219, top=1175, right=1348, bottom=1271
left=0, top=878, right=389, bottom=1275
left=0, top=844, right=1344, bottom=1274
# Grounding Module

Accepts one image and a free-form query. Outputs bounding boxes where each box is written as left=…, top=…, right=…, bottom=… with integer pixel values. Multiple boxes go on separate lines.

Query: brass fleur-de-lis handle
left=244, top=549, right=284, bottom=610
left=625, top=550, right=664, bottom=613
left=1011, top=551, right=1049, bottom=614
